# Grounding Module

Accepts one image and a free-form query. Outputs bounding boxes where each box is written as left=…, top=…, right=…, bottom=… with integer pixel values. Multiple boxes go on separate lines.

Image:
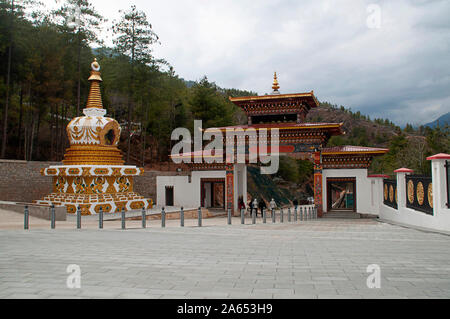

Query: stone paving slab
left=1, top=217, right=450, bottom=299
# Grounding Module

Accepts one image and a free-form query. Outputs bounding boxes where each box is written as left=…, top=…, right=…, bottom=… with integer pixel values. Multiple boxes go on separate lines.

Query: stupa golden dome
left=64, top=59, right=124, bottom=165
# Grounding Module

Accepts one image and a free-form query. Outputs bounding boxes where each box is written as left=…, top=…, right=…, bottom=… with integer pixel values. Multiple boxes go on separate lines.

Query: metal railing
left=19, top=204, right=318, bottom=230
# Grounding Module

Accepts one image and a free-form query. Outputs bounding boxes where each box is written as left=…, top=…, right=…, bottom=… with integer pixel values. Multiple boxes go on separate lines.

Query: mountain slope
left=306, top=103, right=401, bottom=148
left=424, top=112, right=450, bottom=128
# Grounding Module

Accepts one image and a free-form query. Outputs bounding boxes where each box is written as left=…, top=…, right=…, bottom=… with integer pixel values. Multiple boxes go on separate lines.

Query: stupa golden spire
left=86, top=58, right=103, bottom=109
left=272, top=72, right=280, bottom=94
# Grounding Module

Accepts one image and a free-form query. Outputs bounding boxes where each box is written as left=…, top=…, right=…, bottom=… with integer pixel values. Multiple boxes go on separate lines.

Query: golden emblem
left=428, top=183, right=433, bottom=208
left=389, top=185, right=394, bottom=203
left=416, top=182, right=424, bottom=205
left=66, top=205, right=76, bottom=214
left=124, top=168, right=137, bottom=175
left=55, top=177, right=65, bottom=193
left=74, top=177, right=85, bottom=193
left=47, top=168, right=57, bottom=175
left=384, top=184, right=388, bottom=201
left=94, top=203, right=112, bottom=213
left=91, top=177, right=105, bottom=194
left=407, top=180, right=414, bottom=204
left=130, top=201, right=145, bottom=210
left=68, top=168, right=80, bottom=175
left=117, top=176, right=129, bottom=192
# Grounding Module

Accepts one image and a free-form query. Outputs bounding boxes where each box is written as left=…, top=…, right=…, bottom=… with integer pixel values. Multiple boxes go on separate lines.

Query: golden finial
left=86, top=58, right=103, bottom=109
left=272, top=72, right=280, bottom=94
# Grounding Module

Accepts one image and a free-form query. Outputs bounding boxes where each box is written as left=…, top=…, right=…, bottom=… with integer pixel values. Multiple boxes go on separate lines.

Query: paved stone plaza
left=1, top=215, right=450, bottom=299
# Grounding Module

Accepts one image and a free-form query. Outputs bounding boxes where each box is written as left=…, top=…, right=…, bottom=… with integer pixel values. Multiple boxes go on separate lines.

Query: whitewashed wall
left=379, top=159, right=450, bottom=232
left=322, top=168, right=382, bottom=214
left=157, top=165, right=248, bottom=211
left=234, top=164, right=247, bottom=211
left=157, top=170, right=226, bottom=208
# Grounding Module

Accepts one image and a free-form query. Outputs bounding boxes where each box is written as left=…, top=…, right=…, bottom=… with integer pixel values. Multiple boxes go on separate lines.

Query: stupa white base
left=34, top=164, right=153, bottom=215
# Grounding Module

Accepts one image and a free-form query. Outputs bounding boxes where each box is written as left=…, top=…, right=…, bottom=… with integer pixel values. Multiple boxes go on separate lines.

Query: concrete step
left=323, top=211, right=361, bottom=219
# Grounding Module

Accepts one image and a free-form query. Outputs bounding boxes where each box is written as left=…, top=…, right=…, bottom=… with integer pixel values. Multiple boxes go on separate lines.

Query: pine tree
left=112, top=5, right=160, bottom=163
left=52, top=0, right=104, bottom=117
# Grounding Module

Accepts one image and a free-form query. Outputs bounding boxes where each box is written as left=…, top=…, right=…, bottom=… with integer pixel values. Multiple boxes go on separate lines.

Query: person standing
left=270, top=198, right=277, bottom=210
left=258, top=199, right=266, bottom=218
left=269, top=198, right=277, bottom=219
left=238, top=196, right=246, bottom=212
left=252, top=198, right=258, bottom=217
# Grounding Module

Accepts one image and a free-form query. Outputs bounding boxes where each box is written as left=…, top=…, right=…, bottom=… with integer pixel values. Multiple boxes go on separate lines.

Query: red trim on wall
left=426, top=153, right=450, bottom=160
left=394, top=168, right=414, bottom=173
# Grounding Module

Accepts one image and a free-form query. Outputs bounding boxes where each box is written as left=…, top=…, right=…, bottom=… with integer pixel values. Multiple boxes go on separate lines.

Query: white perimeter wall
left=379, top=159, right=450, bottom=232
left=157, top=170, right=226, bottom=208
left=157, top=165, right=247, bottom=211
left=322, top=168, right=383, bottom=215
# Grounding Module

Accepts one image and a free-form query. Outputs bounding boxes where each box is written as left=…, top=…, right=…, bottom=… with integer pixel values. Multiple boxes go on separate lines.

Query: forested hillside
left=0, top=0, right=252, bottom=164
left=0, top=0, right=448, bottom=178
left=307, top=102, right=449, bottom=176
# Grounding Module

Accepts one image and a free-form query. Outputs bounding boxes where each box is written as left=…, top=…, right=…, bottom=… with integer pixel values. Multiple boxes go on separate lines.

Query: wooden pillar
left=226, top=164, right=235, bottom=215
left=313, top=151, right=323, bottom=217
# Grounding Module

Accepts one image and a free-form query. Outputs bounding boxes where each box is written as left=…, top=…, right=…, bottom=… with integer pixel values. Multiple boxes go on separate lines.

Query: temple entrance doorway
left=327, top=178, right=356, bottom=212
left=165, top=186, right=174, bottom=206
left=201, top=178, right=225, bottom=209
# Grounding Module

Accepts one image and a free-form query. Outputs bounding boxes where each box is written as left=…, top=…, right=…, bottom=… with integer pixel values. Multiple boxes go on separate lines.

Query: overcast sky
left=44, top=0, right=450, bottom=126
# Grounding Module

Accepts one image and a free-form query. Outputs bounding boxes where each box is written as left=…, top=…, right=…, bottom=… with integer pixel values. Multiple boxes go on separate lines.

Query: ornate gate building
left=157, top=74, right=388, bottom=216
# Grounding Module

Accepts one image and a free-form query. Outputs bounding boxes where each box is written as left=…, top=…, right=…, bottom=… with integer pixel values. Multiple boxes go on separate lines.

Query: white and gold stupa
left=34, top=59, right=153, bottom=215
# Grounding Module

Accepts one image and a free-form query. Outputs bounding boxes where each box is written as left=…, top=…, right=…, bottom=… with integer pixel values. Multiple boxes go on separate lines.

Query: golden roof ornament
left=272, top=72, right=280, bottom=94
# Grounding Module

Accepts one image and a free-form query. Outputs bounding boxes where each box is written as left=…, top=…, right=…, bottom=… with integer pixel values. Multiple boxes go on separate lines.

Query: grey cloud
left=42, top=0, right=450, bottom=125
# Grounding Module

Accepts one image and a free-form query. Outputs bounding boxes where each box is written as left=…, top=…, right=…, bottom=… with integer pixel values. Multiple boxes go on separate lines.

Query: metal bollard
left=99, top=207, right=104, bottom=229
left=262, top=208, right=266, bottom=224
left=180, top=207, right=184, bottom=227
left=272, top=208, right=275, bottom=223
left=161, top=207, right=166, bottom=228
left=294, top=207, right=298, bottom=222
left=121, top=207, right=126, bottom=230
left=280, top=208, right=284, bottom=223
left=241, top=208, right=245, bottom=224
left=315, top=207, right=318, bottom=219
left=252, top=208, right=256, bottom=224
left=300, top=207, right=303, bottom=221
left=50, top=205, right=56, bottom=229
left=24, top=205, right=29, bottom=230
left=77, top=206, right=81, bottom=229
left=141, top=207, right=146, bottom=228
left=227, top=208, right=231, bottom=225
left=308, top=207, right=311, bottom=220
left=288, top=208, right=291, bottom=222
left=198, top=207, right=202, bottom=227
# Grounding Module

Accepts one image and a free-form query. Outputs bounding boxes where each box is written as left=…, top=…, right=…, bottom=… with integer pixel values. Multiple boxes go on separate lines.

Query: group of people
left=237, top=196, right=278, bottom=217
